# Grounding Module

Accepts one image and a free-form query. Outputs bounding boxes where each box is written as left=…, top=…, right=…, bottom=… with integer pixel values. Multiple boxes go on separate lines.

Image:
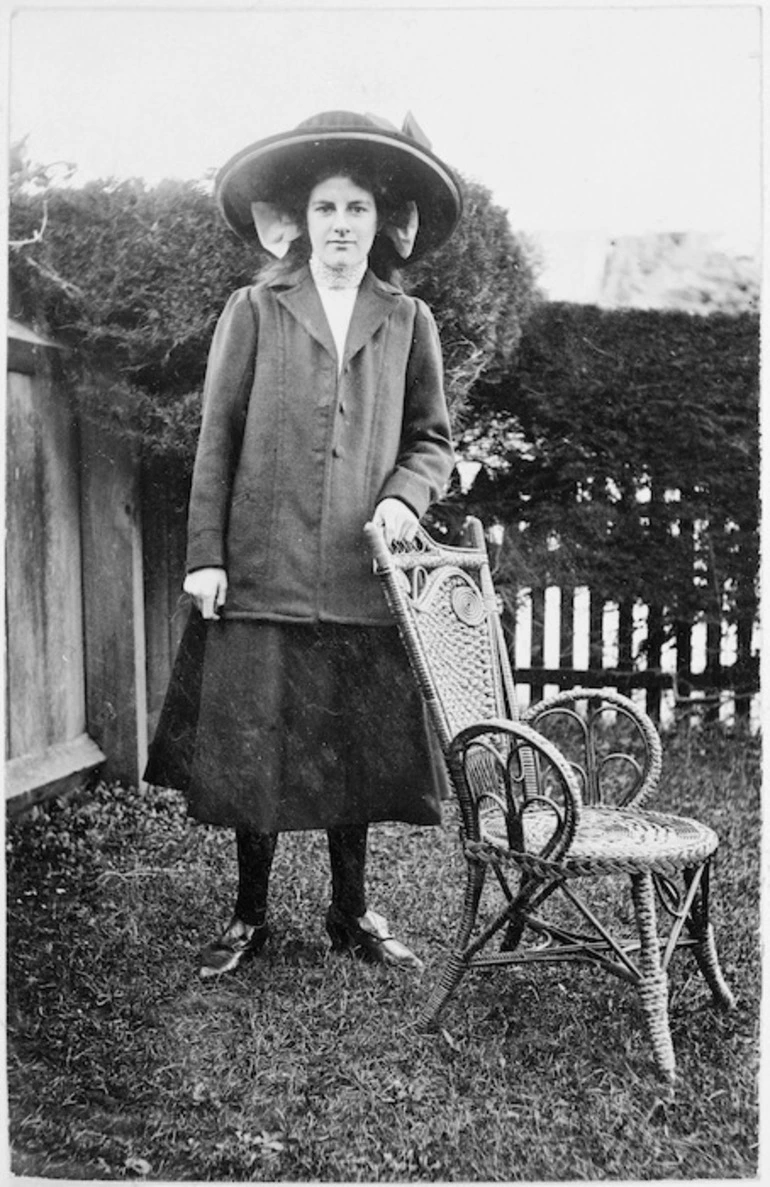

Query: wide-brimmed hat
left=215, top=110, right=463, bottom=261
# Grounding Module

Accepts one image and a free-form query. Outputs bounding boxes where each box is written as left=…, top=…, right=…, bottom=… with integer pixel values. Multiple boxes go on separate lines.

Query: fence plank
left=618, top=599, right=633, bottom=670
left=735, top=616, right=754, bottom=720
left=675, top=620, right=692, bottom=688
left=560, top=586, right=575, bottom=671
left=529, top=587, right=545, bottom=703
left=645, top=604, right=664, bottom=723
left=80, top=419, right=147, bottom=785
left=142, top=461, right=190, bottom=739
left=5, top=362, right=87, bottom=762
left=589, top=592, right=603, bottom=672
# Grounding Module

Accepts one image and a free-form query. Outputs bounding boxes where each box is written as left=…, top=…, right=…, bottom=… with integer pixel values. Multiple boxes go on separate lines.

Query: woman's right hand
left=183, top=567, right=228, bottom=619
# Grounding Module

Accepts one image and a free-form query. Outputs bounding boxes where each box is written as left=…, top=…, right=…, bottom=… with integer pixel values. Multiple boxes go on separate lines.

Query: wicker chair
left=364, top=516, right=734, bottom=1082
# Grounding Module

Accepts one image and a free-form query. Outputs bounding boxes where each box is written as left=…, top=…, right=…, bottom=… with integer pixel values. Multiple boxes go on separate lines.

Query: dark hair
left=254, top=154, right=405, bottom=287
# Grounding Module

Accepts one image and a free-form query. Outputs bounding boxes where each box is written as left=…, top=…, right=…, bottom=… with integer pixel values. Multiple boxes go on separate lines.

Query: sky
left=4, top=0, right=763, bottom=300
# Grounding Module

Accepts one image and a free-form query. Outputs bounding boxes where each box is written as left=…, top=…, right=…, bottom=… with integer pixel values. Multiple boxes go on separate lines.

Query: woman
left=145, top=110, right=462, bottom=978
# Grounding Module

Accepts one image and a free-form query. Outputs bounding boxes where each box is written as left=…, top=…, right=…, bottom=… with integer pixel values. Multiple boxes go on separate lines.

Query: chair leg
left=500, top=873, right=559, bottom=952
left=417, top=857, right=486, bottom=1031
left=684, top=864, right=736, bottom=1010
left=631, top=871, right=676, bottom=1083
left=499, top=868, right=531, bottom=953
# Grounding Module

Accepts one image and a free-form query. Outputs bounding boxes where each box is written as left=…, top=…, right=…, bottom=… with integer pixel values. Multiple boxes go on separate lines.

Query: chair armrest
left=522, top=688, right=663, bottom=808
left=448, top=717, right=583, bottom=864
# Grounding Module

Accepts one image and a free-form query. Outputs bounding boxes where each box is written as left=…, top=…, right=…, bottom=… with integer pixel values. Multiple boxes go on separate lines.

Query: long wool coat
left=145, top=265, right=454, bottom=829
left=187, top=264, right=455, bottom=623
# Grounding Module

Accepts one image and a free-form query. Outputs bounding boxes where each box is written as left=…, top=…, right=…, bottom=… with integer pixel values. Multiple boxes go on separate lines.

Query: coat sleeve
left=377, top=298, right=455, bottom=518
left=186, top=287, right=259, bottom=572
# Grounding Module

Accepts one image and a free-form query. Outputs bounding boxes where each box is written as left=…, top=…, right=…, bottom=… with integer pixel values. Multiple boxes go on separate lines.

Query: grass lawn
left=5, top=725, right=760, bottom=1181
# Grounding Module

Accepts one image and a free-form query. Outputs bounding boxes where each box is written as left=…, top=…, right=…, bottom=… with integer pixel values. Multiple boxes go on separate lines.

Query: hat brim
left=215, top=126, right=463, bottom=260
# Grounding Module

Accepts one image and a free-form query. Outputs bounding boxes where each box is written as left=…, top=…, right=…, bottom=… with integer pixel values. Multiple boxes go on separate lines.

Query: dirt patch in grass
left=5, top=726, right=760, bottom=1180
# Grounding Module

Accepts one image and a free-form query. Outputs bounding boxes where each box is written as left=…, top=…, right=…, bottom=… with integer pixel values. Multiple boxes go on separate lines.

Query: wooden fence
left=5, top=321, right=105, bottom=810
left=500, top=583, right=760, bottom=729
left=6, top=321, right=148, bottom=812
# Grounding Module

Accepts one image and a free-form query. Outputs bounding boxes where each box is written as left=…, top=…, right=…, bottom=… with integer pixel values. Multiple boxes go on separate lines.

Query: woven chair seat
left=481, top=806, right=719, bottom=877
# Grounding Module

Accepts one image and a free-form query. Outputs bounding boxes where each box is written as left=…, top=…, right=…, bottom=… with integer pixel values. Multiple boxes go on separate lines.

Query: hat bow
left=251, top=115, right=425, bottom=261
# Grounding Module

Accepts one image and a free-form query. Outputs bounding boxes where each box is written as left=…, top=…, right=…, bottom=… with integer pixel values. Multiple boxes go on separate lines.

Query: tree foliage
left=10, top=173, right=254, bottom=458
left=9, top=151, right=539, bottom=460
left=406, top=179, right=539, bottom=423
left=463, top=302, right=759, bottom=635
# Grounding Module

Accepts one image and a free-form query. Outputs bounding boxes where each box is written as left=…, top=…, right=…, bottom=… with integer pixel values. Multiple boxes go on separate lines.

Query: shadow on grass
left=6, top=726, right=760, bottom=1181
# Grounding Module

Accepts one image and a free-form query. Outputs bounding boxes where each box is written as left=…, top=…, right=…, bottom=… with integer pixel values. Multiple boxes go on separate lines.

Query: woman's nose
left=333, top=210, right=351, bottom=233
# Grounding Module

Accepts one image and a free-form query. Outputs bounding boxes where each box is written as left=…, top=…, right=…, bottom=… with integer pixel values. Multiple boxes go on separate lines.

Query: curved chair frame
left=365, top=517, right=734, bottom=1082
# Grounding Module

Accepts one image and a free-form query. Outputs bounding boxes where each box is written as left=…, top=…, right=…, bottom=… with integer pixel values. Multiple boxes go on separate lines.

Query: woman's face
left=306, top=175, right=378, bottom=268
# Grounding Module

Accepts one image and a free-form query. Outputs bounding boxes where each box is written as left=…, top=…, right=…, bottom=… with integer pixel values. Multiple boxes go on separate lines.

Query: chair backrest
left=366, top=517, right=584, bottom=862
left=364, top=517, right=517, bottom=753
left=366, top=518, right=663, bottom=864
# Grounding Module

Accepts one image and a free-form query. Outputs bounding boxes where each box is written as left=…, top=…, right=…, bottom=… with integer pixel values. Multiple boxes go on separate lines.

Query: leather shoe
left=199, top=916, right=268, bottom=978
left=326, top=904, right=423, bottom=972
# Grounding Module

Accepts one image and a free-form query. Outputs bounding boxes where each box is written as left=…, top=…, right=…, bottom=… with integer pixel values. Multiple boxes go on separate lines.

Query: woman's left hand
left=373, top=497, right=419, bottom=546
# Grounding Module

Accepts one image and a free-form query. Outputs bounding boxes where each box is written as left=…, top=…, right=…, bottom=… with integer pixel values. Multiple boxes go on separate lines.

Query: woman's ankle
left=232, top=907, right=267, bottom=930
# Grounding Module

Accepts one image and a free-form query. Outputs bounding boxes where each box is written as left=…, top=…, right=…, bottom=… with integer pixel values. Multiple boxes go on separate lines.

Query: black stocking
left=234, top=828, right=278, bottom=927
left=327, top=825, right=368, bottom=919
left=234, top=824, right=368, bottom=924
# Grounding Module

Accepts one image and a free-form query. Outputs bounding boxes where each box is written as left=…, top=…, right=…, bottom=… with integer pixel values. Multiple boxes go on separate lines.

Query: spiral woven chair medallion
left=451, top=584, right=486, bottom=627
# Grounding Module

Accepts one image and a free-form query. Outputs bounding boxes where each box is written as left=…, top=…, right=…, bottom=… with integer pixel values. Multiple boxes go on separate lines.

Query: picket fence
left=500, top=582, right=760, bottom=731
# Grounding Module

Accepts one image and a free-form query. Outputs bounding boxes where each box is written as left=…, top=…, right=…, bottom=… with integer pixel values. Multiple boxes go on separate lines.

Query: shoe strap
left=357, top=908, right=393, bottom=941
left=221, top=918, right=257, bottom=947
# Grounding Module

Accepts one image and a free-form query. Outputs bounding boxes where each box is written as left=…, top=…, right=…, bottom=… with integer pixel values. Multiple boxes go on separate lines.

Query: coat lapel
left=272, top=267, right=399, bottom=370
left=342, top=271, right=400, bottom=369
left=272, top=268, right=336, bottom=361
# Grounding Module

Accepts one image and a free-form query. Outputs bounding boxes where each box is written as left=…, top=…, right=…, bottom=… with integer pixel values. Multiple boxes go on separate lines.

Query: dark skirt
left=144, top=612, right=447, bottom=832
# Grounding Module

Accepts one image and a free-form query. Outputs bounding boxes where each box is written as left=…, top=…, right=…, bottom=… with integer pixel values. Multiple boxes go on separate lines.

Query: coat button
left=332, top=445, right=343, bottom=458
